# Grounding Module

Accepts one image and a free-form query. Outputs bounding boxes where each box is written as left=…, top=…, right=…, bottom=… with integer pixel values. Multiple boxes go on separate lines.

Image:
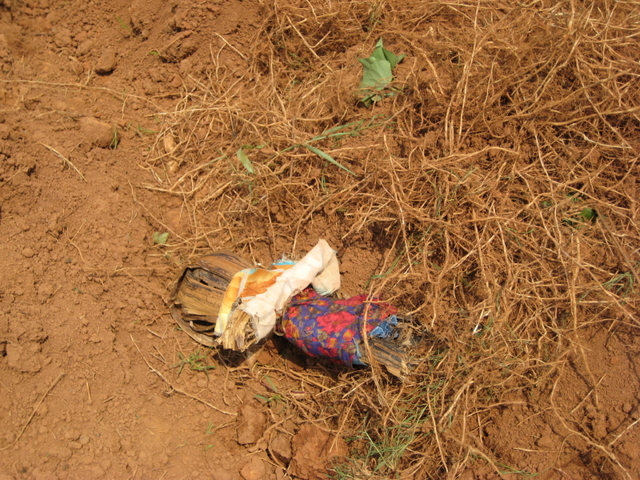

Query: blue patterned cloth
left=280, top=288, right=398, bottom=366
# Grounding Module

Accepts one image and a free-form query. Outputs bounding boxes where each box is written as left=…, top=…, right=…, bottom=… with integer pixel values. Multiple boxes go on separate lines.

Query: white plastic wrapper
left=214, top=239, right=341, bottom=342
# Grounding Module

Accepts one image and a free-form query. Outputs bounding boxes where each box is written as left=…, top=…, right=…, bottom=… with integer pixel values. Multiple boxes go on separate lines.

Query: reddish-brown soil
left=1, top=1, right=639, bottom=480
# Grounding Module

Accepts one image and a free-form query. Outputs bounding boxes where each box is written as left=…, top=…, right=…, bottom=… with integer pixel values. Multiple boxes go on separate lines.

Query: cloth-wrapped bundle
left=169, top=240, right=411, bottom=377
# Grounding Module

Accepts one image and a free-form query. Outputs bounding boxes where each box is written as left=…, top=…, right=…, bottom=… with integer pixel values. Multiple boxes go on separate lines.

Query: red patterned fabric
left=280, top=288, right=397, bottom=366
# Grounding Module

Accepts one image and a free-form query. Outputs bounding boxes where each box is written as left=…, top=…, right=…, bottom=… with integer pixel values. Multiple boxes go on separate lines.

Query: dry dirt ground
left=1, top=1, right=640, bottom=480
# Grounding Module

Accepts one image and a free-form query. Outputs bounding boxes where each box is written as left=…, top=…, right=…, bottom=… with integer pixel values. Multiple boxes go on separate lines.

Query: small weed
left=497, top=461, right=538, bottom=477
left=110, top=126, right=119, bottom=150
left=255, top=375, right=285, bottom=405
left=560, top=191, right=598, bottom=227
left=254, top=392, right=284, bottom=404
left=237, top=147, right=255, bottom=174
left=306, top=117, right=386, bottom=143
left=366, top=251, right=402, bottom=288
left=578, top=207, right=597, bottom=221
left=302, top=144, right=354, bottom=175
left=334, top=380, right=438, bottom=478
left=467, top=454, right=537, bottom=478
left=320, top=173, right=330, bottom=194
left=230, top=117, right=386, bottom=178
left=257, top=116, right=387, bottom=175
left=205, top=421, right=216, bottom=434
left=262, top=374, right=279, bottom=393
left=136, top=124, right=158, bottom=136
left=345, top=405, right=428, bottom=476
left=287, top=50, right=309, bottom=69
left=116, top=17, right=132, bottom=33
left=563, top=207, right=598, bottom=227
left=153, top=232, right=169, bottom=245
left=603, top=268, right=636, bottom=297
left=172, top=349, right=216, bottom=376
left=329, top=461, right=358, bottom=480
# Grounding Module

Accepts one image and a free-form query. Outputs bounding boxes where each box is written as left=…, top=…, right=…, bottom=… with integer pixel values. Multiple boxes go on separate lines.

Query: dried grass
left=144, top=0, right=640, bottom=477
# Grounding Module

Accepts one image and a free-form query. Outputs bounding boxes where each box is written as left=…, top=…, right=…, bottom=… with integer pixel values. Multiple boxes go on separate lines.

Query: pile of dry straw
left=146, top=1, right=640, bottom=477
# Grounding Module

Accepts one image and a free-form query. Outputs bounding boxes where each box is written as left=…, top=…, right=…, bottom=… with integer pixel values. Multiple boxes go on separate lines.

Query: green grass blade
left=302, top=144, right=355, bottom=176
left=237, top=147, right=255, bottom=174
left=321, top=120, right=364, bottom=136
left=309, top=131, right=364, bottom=143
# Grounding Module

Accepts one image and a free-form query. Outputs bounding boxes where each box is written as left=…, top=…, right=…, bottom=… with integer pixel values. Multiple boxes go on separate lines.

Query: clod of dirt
left=236, top=403, right=267, bottom=445
left=128, top=0, right=150, bottom=36
left=46, top=213, right=66, bottom=238
left=592, top=413, right=609, bottom=440
left=5, top=342, right=42, bottom=373
left=36, top=283, right=54, bottom=303
left=95, top=49, right=117, bottom=75
left=159, top=31, right=197, bottom=63
left=162, top=134, right=177, bottom=154
left=76, top=39, right=94, bottom=57
left=53, top=27, right=72, bottom=48
left=239, top=456, right=267, bottom=480
left=269, top=433, right=292, bottom=464
left=168, top=10, right=190, bottom=32
left=289, top=424, right=349, bottom=480
left=536, top=435, right=557, bottom=450
left=78, top=116, right=115, bottom=148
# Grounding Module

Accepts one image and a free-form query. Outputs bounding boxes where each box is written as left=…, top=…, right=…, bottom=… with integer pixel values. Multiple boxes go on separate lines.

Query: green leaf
left=358, top=57, right=394, bottom=89
left=237, top=147, right=255, bottom=174
left=579, top=208, right=597, bottom=221
left=153, top=232, right=169, bottom=245
left=379, top=38, right=406, bottom=69
left=358, top=39, right=406, bottom=106
left=302, top=144, right=355, bottom=176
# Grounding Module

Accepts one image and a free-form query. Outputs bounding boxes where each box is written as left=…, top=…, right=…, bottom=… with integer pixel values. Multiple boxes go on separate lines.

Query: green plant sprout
left=235, top=117, right=386, bottom=177
left=171, top=349, right=216, bottom=375
left=116, top=17, right=132, bottom=33
left=237, top=147, right=255, bottom=174
left=136, top=124, right=158, bottom=136
left=603, top=267, right=637, bottom=297
left=366, top=252, right=403, bottom=288
left=110, top=126, right=119, bottom=150
left=205, top=421, right=216, bottom=434
left=332, top=381, right=441, bottom=478
left=152, top=232, right=169, bottom=245
left=255, top=374, right=284, bottom=404
left=358, top=39, right=406, bottom=106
